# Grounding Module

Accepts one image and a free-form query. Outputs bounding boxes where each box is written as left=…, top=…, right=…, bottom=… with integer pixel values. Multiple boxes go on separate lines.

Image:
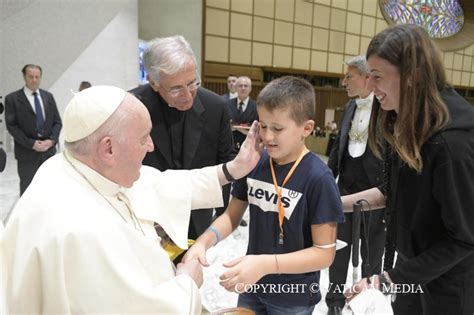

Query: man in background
left=325, top=56, right=386, bottom=315
left=130, top=36, right=235, bottom=240
left=222, top=74, right=238, bottom=101
left=5, top=64, right=62, bottom=194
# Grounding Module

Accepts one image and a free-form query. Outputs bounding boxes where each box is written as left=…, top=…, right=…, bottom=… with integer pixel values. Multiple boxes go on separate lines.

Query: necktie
left=32, top=92, right=45, bottom=137
left=355, top=96, right=372, bottom=109
left=238, top=101, right=244, bottom=114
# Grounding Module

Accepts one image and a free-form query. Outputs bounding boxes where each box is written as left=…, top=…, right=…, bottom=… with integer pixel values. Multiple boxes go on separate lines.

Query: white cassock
left=2, top=152, right=224, bottom=314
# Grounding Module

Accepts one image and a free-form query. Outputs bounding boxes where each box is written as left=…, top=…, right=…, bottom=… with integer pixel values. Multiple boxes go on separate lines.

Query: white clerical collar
left=229, top=91, right=238, bottom=99
left=64, top=150, right=125, bottom=197
left=355, top=92, right=374, bottom=109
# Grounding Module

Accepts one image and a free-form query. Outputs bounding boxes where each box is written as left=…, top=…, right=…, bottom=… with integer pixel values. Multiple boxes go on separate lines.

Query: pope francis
left=1, top=85, right=262, bottom=314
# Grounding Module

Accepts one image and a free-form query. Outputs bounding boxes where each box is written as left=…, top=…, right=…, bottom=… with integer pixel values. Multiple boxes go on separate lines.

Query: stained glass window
left=382, top=0, right=464, bottom=38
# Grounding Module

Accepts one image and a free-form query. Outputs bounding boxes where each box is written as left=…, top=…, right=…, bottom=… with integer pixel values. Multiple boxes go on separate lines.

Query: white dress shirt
left=348, top=93, right=374, bottom=158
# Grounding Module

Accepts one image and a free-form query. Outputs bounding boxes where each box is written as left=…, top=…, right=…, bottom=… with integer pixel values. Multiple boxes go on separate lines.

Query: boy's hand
left=219, top=255, right=269, bottom=292
left=176, top=259, right=203, bottom=288
left=182, top=242, right=210, bottom=267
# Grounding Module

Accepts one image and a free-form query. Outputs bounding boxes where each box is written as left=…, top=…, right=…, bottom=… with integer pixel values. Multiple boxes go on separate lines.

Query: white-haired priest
left=2, top=85, right=262, bottom=314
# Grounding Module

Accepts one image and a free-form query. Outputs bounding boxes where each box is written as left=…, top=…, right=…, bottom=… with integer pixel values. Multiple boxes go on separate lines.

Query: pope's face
left=114, top=98, right=154, bottom=187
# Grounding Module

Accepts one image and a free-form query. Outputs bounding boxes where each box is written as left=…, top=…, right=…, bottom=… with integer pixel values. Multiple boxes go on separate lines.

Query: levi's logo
left=247, top=178, right=302, bottom=219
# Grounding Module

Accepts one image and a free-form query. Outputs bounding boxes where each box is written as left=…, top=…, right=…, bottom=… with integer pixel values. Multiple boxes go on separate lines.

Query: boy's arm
left=182, top=197, right=248, bottom=265
left=275, top=222, right=337, bottom=273
left=219, top=222, right=338, bottom=292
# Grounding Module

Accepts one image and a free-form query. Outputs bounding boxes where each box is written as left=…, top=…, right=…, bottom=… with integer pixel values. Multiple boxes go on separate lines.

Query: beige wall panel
left=348, top=0, right=363, bottom=12
left=252, top=42, right=273, bottom=66
left=444, top=52, right=454, bottom=69
left=346, top=12, right=362, bottom=34
left=313, top=0, right=330, bottom=5
left=471, top=73, right=474, bottom=87
left=206, top=9, right=229, bottom=37
left=312, top=27, right=329, bottom=50
left=231, top=12, right=252, bottom=39
left=273, top=45, right=292, bottom=68
left=311, top=51, right=328, bottom=71
left=332, top=0, right=347, bottom=9
left=361, top=15, right=375, bottom=37
left=207, top=0, right=230, bottom=10
left=452, top=70, right=461, bottom=85
left=293, top=48, right=311, bottom=69
left=274, top=21, right=294, bottom=45
left=375, top=18, right=388, bottom=34
left=275, top=0, right=294, bottom=21
left=313, top=5, right=330, bottom=28
left=295, top=0, right=313, bottom=25
left=206, top=36, right=229, bottom=62
left=363, top=0, right=378, bottom=16
left=465, top=45, right=473, bottom=56
left=330, top=8, right=347, bottom=32
left=461, top=72, right=470, bottom=86
left=359, top=36, right=371, bottom=55
left=294, top=24, right=312, bottom=48
left=446, top=69, right=452, bottom=82
left=253, top=17, right=274, bottom=42
left=463, top=56, right=472, bottom=71
left=328, top=53, right=344, bottom=73
left=453, top=54, right=463, bottom=70
left=230, top=39, right=252, bottom=64
left=345, top=34, right=360, bottom=55
left=231, top=0, right=253, bottom=14
left=329, top=31, right=345, bottom=53
left=254, top=0, right=274, bottom=18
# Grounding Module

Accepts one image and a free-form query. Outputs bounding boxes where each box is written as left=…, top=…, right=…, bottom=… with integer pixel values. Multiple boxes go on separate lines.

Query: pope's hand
left=227, top=121, right=263, bottom=179
left=176, top=259, right=203, bottom=288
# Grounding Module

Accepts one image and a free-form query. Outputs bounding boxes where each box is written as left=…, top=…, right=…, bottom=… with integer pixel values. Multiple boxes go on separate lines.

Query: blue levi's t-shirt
left=232, top=150, right=345, bottom=307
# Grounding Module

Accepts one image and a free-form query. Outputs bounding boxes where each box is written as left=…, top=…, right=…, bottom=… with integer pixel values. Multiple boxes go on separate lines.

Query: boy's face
left=257, top=106, right=314, bottom=165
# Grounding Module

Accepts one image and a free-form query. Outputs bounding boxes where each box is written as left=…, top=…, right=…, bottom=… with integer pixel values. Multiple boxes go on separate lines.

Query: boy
left=184, top=76, right=344, bottom=314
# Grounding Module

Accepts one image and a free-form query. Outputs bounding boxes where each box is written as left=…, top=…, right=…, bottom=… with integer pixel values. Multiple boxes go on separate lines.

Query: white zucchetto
left=63, top=85, right=126, bottom=142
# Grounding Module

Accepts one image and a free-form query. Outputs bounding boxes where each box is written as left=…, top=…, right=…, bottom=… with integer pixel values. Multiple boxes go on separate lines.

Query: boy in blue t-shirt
left=184, top=76, right=344, bottom=314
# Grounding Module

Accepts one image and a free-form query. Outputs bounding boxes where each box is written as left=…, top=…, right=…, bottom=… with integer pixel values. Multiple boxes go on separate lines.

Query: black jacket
left=5, top=88, right=62, bottom=161
left=328, top=99, right=383, bottom=189
left=387, top=88, right=474, bottom=287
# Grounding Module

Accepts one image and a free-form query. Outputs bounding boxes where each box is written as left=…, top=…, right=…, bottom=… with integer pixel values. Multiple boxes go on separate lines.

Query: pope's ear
left=97, top=136, right=115, bottom=165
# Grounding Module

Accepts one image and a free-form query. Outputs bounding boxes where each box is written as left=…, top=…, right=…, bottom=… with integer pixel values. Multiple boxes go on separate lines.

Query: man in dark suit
left=325, top=56, right=385, bottom=315
left=130, top=36, right=234, bottom=241
left=5, top=64, right=62, bottom=195
left=226, top=76, right=258, bottom=151
left=222, top=75, right=237, bottom=101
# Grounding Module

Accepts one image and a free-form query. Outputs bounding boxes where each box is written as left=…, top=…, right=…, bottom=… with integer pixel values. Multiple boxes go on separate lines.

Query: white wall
left=0, top=0, right=139, bottom=151
left=138, top=0, right=203, bottom=73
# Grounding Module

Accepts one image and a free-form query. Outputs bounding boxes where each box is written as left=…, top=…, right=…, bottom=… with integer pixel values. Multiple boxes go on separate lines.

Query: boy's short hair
left=257, top=76, right=315, bottom=125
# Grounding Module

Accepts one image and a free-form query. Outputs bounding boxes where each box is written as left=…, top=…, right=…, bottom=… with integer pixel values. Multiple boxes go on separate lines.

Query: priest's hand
left=182, top=242, right=210, bottom=267
left=176, top=259, right=203, bottom=288
left=219, top=255, right=269, bottom=292
left=227, top=121, right=263, bottom=180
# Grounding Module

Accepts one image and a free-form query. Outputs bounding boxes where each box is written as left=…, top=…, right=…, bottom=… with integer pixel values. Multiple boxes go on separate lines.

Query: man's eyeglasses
left=160, top=80, right=201, bottom=98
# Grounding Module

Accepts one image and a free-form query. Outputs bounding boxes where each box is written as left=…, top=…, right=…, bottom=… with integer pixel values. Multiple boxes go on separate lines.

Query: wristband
left=206, top=226, right=221, bottom=245
left=222, top=163, right=236, bottom=182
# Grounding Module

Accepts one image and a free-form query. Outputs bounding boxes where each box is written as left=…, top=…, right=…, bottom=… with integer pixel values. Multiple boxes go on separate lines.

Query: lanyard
left=269, top=148, right=308, bottom=245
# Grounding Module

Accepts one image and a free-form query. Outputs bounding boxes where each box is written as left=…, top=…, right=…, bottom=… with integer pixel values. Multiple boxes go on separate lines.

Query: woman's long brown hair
left=367, top=24, right=449, bottom=173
